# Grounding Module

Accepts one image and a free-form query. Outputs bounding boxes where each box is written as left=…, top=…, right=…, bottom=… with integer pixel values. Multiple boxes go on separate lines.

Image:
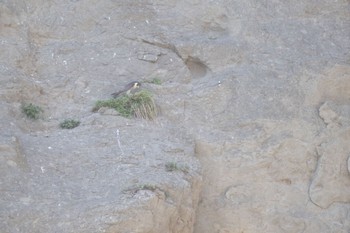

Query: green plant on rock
left=60, top=119, right=80, bottom=129
left=144, top=77, right=162, bottom=85
left=138, top=184, right=158, bottom=191
left=165, top=162, right=189, bottom=173
left=21, top=103, right=43, bottom=120
left=93, top=90, right=157, bottom=120
left=148, top=77, right=162, bottom=85
left=93, top=96, right=132, bottom=116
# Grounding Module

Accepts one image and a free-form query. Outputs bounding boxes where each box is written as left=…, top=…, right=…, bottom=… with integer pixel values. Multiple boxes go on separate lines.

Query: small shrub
left=165, top=162, right=189, bottom=173
left=138, top=184, right=157, bottom=191
left=21, top=103, right=43, bottom=120
left=60, top=119, right=80, bottom=129
left=93, top=90, right=157, bottom=120
left=93, top=96, right=132, bottom=116
left=144, top=77, right=162, bottom=85
left=149, top=77, right=162, bottom=85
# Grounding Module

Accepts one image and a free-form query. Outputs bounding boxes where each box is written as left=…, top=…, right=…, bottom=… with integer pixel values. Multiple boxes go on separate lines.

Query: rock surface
left=1, top=0, right=349, bottom=233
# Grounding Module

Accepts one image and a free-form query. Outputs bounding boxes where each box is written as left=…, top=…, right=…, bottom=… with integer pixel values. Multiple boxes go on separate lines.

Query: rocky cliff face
left=1, top=0, right=349, bottom=233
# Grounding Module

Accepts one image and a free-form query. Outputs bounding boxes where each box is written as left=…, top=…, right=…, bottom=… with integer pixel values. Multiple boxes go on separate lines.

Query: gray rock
left=1, top=0, right=349, bottom=232
left=310, top=129, right=350, bottom=209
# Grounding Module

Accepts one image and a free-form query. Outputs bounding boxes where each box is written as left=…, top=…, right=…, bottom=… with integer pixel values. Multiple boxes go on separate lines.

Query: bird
left=111, top=81, right=141, bottom=98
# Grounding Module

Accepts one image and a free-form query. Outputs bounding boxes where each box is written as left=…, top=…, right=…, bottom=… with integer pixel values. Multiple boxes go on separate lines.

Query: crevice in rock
left=308, top=148, right=323, bottom=208
left=130, top=37, right=211, bottom=80
left=139, top=38, right=183, bottom=61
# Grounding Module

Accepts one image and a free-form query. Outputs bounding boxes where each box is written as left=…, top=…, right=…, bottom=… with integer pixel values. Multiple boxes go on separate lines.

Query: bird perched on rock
left=111, top=81, right=141, bottom=98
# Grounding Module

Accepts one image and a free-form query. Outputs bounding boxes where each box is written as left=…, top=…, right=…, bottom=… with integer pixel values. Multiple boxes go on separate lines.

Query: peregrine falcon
left=111, top=81, right=141, bottom=98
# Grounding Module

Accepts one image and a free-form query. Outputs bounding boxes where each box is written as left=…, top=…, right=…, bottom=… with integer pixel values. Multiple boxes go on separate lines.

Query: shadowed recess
left=185, top=56, right=209, bottom=79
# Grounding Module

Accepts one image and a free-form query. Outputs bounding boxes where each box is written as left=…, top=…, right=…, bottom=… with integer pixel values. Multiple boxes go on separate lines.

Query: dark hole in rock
left=185, top=57, right=209, bottom=79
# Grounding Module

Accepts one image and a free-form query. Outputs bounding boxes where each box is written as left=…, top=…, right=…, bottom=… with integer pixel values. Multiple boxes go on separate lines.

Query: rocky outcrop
left=1, top=0, right=349, bottom=233
left=1, top=115, right=202, bottom=232
left=310, top=100, right=350, bottom=209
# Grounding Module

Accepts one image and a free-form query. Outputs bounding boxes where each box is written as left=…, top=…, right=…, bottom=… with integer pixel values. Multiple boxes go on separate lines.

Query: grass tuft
left=60, top=119, right=80, bottom=129
left=93, top=90, right=157, bottom=120
left=21, top=103, right=43, bottom=120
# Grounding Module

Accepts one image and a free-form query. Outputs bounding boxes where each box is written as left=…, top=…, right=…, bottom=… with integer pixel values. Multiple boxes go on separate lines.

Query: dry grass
left=131, top=93, right=157, bottom=120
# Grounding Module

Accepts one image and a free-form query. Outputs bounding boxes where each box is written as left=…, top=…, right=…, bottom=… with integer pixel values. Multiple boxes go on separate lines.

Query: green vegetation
left=145, top=77, right=162, bottom=85
left=138, top=184, right=158, bottom=191
left=21, top=103, right=43, bottom=120
left=60, top=119, right=80, bottom=129
left=165, top=162, right=189, bottom=173
left=93, top=90, right=157, bottom=120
